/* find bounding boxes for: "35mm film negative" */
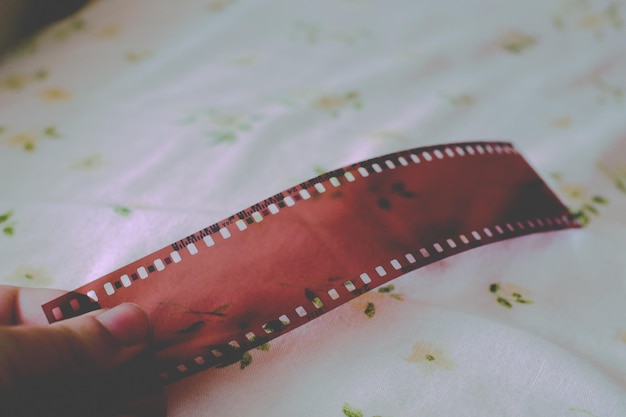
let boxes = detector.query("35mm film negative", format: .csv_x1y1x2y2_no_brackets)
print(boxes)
43,141,579,383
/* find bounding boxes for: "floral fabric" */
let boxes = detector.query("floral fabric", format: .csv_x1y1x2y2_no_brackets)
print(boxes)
1,1,625,416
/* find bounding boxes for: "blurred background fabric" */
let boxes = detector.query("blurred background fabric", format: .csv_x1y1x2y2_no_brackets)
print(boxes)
1,0,625,416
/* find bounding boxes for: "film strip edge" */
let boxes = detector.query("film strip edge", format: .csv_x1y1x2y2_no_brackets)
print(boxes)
44,141,520,322
157,213,578,382
42,140,581,382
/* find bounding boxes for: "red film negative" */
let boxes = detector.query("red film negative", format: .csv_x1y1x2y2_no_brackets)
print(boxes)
43,141,579,383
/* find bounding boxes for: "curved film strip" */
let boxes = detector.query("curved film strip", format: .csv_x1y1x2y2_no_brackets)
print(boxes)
43,141,579,383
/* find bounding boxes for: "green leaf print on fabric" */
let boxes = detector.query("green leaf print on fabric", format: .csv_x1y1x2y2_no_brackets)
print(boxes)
238,342,271,370
44,126,60,138
114,206,132,216
239,352,252,369
356,285,405,318
256,342,270,352
0,210,13,223
342,403,363,417
342,403,391,417
313,166,328,175
489,282,533,308
378,284,404,301
0,210,15,237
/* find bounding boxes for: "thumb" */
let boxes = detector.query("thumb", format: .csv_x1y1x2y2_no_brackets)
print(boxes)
0,303,155,415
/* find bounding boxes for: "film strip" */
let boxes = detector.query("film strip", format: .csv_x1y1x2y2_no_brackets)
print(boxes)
43,141,579,383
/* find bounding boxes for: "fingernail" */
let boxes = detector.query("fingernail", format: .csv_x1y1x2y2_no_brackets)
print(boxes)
96,303,152,346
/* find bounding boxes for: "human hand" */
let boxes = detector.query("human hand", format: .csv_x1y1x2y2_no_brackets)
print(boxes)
0,0,89,56
0,285,166,417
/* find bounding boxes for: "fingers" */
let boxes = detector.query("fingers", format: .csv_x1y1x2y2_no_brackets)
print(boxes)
0,302,164,417
0,285,67,325
0,0,90,56
6,302,152,376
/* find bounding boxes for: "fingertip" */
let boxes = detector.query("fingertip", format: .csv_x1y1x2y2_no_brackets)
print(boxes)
96,303,152,347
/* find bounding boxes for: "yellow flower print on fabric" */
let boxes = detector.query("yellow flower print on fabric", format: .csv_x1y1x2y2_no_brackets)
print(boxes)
6,133,37,152
291,21,371,46
228,53,259,67
98,25,122,39
404,341,455,371
70,153,105,172
553,1,622,36
178,108,263,143
550,116,573,128
0,69,48,92
6,265,55,287
499,30,537,53
550,172,609,226
350,284,403,318
41,88,72,102
50,17,87,41
367,131,408,143
291,21,320,44
613,330,626,344
9,16,87,57
312,91,362,117
2,74,29,91
568,408,601,417
208,0,236,12
125,51,153,63
593,79,624,105
276,88,362,115
598,158,626,194
2,126,61,152
442,93,476,108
